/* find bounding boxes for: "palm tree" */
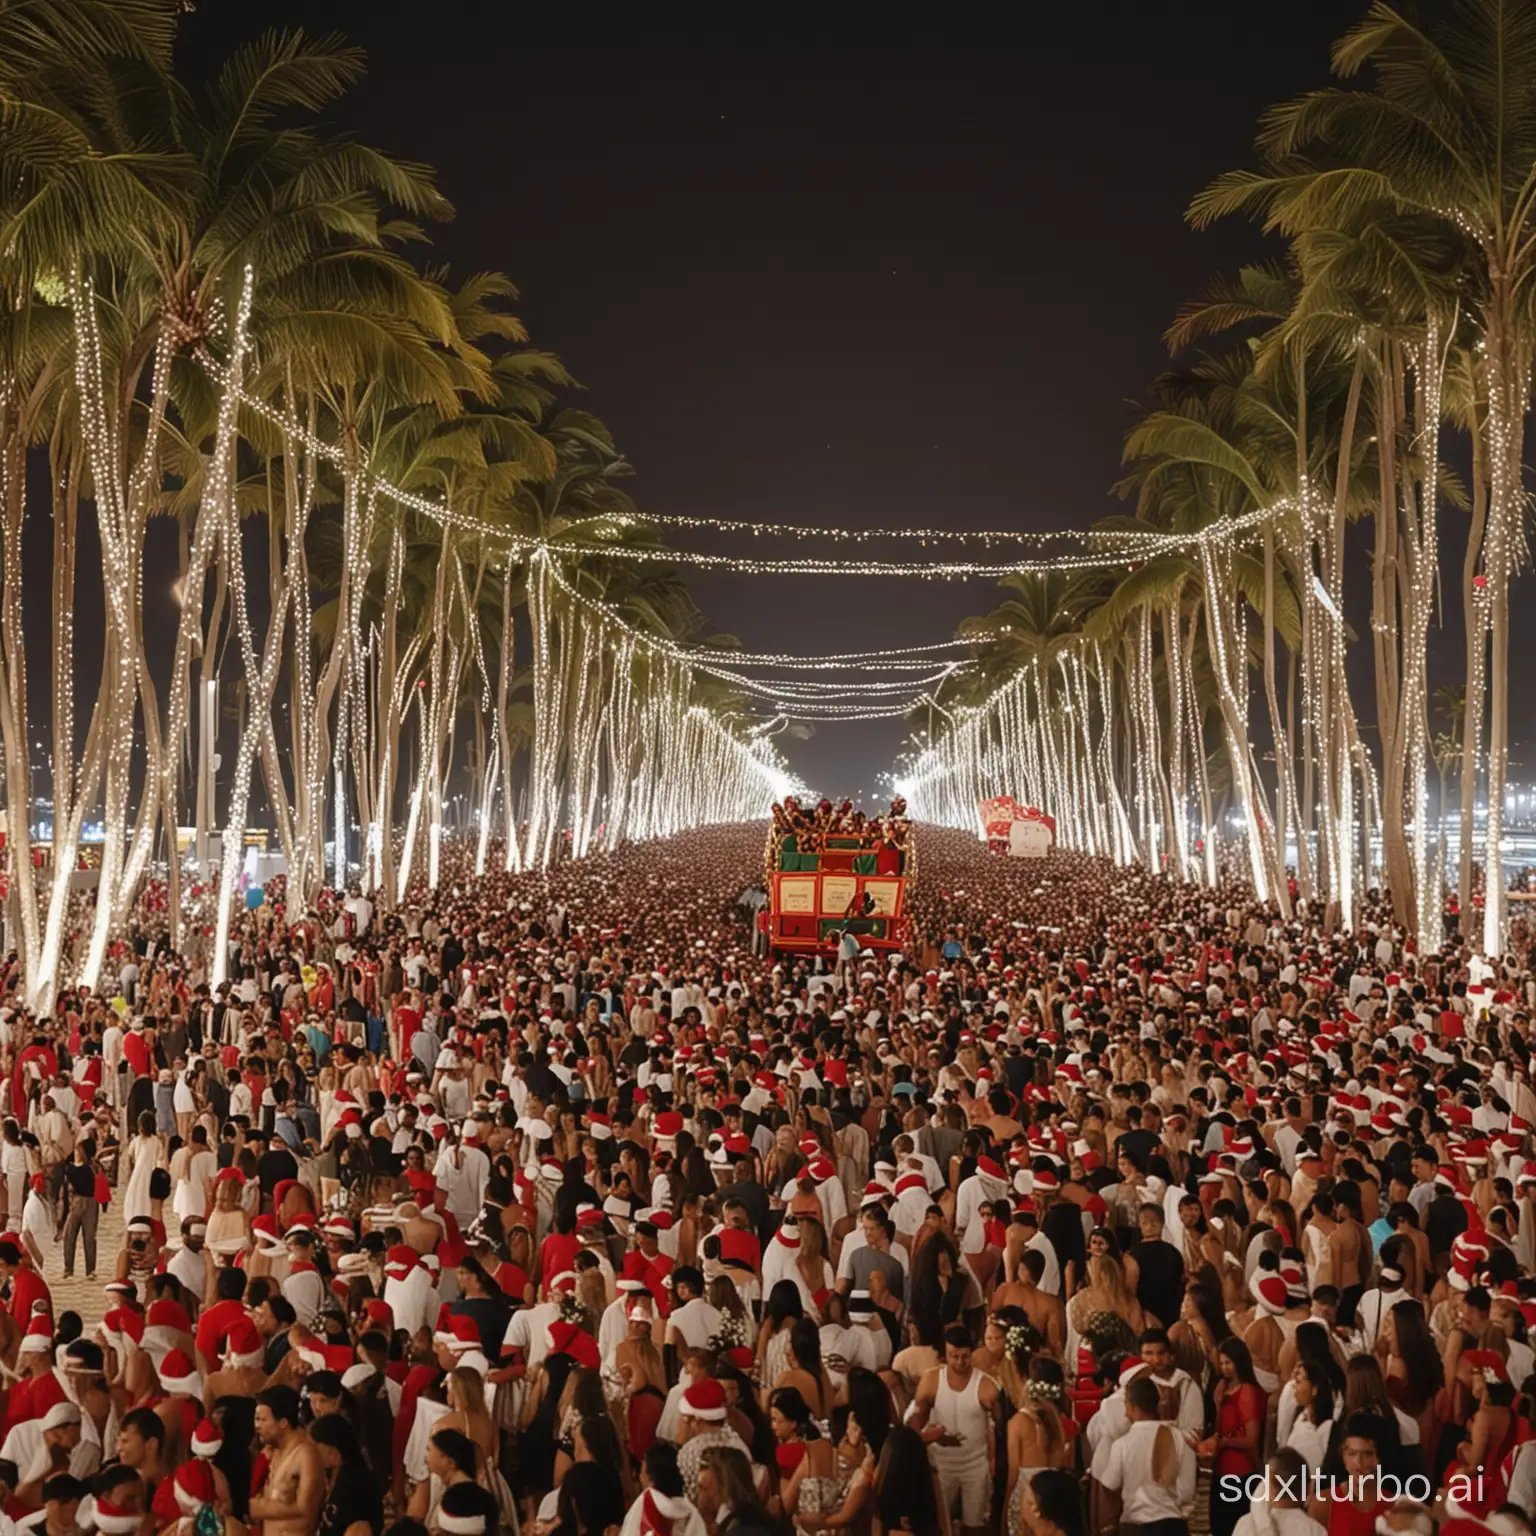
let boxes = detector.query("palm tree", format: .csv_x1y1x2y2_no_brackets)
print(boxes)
1191,0,1536,953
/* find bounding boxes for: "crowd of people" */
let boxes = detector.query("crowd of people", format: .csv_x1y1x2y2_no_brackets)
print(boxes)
0,818,1528,1536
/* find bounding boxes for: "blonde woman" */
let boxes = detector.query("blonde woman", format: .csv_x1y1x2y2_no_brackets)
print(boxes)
1004,1387,1069,1536
434,1365,498,1481
793,1216,835,1319
1067,1253,1147,1364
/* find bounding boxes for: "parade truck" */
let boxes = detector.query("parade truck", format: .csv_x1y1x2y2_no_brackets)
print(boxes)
764,797,912,955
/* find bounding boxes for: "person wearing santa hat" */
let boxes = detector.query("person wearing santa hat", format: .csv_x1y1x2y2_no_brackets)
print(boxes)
162,1217,209,1303
0,1239,50,1331
80,1464,145,1536
501,1269,570,1374
952,1155,1009,1256
382,1243,437,1339
674,1378,749,1509
618,1442,708,1536
279,1227,324,1329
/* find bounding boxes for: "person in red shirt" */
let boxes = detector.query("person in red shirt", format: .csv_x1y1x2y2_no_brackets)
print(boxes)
10,1039,58,1120
0,1239,51,1330
193,1268,250,1375
120,1024,152,1084
1312,1419,1387,1536
539,1214,580,1298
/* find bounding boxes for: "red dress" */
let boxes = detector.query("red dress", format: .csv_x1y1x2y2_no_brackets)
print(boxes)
1214,1382,1266,1482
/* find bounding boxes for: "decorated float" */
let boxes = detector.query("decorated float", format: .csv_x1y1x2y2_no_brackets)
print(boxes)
764,796,912,953
978,796,1056,858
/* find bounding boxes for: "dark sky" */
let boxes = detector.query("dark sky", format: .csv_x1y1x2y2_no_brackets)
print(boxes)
178,0,1413,797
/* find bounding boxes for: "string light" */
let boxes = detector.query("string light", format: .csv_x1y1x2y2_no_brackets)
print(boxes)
593,510,1197,544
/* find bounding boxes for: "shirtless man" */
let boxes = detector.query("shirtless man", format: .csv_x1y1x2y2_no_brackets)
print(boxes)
249,1386,323,1536
990,1250,1064,1356
202,1318,267,1413
1327,1184,1369,1325
395,1201,444,1256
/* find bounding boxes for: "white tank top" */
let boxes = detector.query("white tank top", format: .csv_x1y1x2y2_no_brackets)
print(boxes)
931,1367,990,1471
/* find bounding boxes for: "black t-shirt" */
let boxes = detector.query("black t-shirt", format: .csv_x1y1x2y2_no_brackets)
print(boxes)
65,1160,96,1198
730,1177,773,1241
256,1145,298,1195
1424,1193,1469,1257
1042,1201,1088,1284
450,1295,512,1359
1128,1237,1185,1329
556,1463,625,1536
318,1461,383,1536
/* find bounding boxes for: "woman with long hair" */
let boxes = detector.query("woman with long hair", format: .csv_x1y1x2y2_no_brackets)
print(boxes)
1068,1253,1146,1361
560,1413,630,1526
908,1228,979,1337
434,1365,497,1485
795,1403,875,1535
1170,1279,1231,1391
1274,1320,1345,1451
122,1109,164,1224
872,1422,941,1536
311,1412,375,1536
1383,1298,1444,1454
1021,1466,1085,1536
844,1367,891,1460
772,1317,834,1419
1003,1344,1071,1536
1198,1338,1266,1536
770,1386,839,1536
794,1215,836,1319
697,1445,772,1535
1328,1354,1416,1481
1284,1356,1335,1470
718,1363,777,1466
613,1297,667,1461
758,1279,805,1392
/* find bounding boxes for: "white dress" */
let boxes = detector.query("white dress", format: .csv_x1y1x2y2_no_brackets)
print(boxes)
2,1142,28,1221
123,1133,162,1223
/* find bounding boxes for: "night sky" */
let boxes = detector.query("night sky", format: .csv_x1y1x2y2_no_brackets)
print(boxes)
174,1,1518,798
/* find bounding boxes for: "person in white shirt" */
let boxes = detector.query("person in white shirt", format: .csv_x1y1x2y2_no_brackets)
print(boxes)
1230,1448,1328,1536
1098,1375,1196,1529
618,1447,708,1536
433,1129,489,1228
665,1267,721,1352
1139,1333,1205,1437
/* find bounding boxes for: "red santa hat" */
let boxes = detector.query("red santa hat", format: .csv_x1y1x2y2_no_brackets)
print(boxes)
146,1299,192,1334
434,1313,482,1354
681,1377,727,1421
17,1315,52,1355
191,1420,223,1458
617,1251,653,1295
546,1320,600,1371
384,1245,421,1281
226,1318,264,1368
1461,1349,1509,1385
158,1348,201,1396
97,1307,144,1354
173,1460,215,1514
1251,1274,1288,1315
90,1500,141,1535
